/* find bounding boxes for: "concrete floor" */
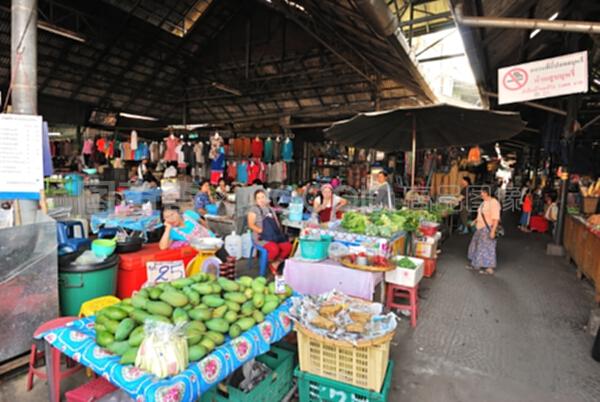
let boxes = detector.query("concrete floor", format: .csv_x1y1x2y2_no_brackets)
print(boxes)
2,215,600,401
390,216,600,402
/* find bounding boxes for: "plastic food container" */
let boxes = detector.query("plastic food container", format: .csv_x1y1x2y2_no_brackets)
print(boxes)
91,239,116,258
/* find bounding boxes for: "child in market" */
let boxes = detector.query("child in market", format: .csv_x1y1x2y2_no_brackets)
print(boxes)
519,188,533,232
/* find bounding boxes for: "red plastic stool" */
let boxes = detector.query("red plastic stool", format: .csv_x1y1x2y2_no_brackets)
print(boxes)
65,377,118,402
529,215,549,233
386,283,419,328
26,316,83,400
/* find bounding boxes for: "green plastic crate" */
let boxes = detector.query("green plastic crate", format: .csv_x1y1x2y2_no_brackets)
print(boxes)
201,346,295,402
295,361,394,402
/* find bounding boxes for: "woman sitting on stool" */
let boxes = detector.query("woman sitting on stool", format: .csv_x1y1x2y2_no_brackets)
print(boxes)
247,189,292,275
159,206,229,262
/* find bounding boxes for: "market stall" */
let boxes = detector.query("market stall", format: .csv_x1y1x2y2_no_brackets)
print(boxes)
564,213,600,302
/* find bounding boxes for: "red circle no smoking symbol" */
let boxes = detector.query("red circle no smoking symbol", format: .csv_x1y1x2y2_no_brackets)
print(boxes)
503,68,528,91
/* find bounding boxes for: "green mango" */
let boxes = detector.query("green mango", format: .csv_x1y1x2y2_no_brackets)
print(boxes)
188,345,208,361
114,318,136,341
189,308,211,322
172,308,189,325
146,301,173,317
119,347,138,365
96,330,114,347
205,318,229,333
107,340,130,356
128,326,145,346
228,324,241,338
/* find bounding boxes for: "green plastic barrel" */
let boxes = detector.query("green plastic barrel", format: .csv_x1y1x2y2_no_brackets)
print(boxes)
59,253,119,316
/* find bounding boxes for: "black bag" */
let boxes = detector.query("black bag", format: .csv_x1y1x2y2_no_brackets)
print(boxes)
258,208,288,243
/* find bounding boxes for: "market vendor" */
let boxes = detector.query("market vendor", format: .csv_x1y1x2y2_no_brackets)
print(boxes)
194,179,215,216
215,178,230,200
375,170,395,209
247,189,292,275
159,205,229,261
313,183,347,223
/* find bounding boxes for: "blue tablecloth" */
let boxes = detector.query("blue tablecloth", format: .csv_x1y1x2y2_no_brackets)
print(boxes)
124,189,162,205
42,298,293,402
91,211,163,234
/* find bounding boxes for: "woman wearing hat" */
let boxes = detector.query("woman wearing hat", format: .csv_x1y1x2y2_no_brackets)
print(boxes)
313,183,347,223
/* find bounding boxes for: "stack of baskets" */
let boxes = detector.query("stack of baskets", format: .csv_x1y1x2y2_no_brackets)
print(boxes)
293,324,394,402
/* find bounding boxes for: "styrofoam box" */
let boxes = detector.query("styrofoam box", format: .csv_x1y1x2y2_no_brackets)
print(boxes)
385,256,424,287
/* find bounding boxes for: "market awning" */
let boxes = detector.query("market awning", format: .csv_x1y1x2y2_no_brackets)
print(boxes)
324,103,525,151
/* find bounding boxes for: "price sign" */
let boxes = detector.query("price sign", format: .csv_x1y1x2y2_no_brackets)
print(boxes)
146,260,186,283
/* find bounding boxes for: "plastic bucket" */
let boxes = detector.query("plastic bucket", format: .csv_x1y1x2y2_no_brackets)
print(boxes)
205,204,219,215
300,236,332,260
59,253,119,316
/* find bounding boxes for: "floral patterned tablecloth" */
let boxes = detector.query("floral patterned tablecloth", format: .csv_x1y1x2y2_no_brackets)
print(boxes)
41,298,293,402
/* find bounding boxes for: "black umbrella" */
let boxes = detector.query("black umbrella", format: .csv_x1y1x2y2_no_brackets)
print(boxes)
324,103,525,187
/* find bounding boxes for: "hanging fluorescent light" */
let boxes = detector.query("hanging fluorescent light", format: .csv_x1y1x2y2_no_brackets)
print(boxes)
530,12,560,39
38,20,86,43
48,132,62,136
119,112,159,121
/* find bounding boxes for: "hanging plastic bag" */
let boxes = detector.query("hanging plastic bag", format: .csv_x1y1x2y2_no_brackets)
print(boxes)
135,321,188,378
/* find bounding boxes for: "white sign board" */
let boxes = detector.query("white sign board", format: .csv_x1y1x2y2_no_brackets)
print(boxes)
498,51,588,105
146,260,186,283
0,114,44,199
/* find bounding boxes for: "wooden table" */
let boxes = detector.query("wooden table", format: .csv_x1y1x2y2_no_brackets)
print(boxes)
564,214,600,303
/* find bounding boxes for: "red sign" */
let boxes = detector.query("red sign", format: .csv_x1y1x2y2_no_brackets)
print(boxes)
502,68,528,91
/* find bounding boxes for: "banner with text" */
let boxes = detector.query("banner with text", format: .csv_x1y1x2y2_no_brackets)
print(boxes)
498,51,588,105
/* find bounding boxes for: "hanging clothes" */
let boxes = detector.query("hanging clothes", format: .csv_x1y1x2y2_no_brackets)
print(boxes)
467,146,481,164
194,142,204,165
105,139,114,158
237,161,248,184
273,139,281,161
96,137,106,153
248,161,260,184
251,138,263,159
263,138,273,163
227,162,237,181
82,139,93,155
282,138,293,162
114,140,121,159
164,136,179,161
159,141,166,160
176,143,185,166
149,141,159,162
242,137,252,158
122,142,132,161
130,130,138,150
209,134,224,160
182,143,195,166
228,138,236,157
258,161,267,183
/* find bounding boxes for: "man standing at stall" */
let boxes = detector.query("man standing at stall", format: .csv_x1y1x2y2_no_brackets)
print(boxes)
374,171,395,209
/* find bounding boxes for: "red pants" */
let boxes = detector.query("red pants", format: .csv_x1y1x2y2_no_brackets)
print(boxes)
263,241,293,261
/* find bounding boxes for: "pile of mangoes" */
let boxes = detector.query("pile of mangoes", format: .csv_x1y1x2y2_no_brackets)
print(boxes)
94,274,293,365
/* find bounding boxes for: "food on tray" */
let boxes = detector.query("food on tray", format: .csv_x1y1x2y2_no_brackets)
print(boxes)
346,253,392,268
349,311,372,324
345,322,366,334
319,304,344,318
311,315,336,331
341,209,441,236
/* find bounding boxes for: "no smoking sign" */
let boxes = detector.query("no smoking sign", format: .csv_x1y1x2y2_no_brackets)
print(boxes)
502,68,528,91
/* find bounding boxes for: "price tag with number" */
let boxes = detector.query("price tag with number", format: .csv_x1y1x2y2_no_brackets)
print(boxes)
146,260,186,283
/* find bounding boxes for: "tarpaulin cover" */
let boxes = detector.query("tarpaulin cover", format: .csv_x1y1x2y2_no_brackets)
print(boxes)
325,103,525,151
0,212,59,361
91,211,163,234
41,298,294,402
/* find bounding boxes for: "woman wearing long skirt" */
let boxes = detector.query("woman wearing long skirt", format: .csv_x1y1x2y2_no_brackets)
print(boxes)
467,188,501,275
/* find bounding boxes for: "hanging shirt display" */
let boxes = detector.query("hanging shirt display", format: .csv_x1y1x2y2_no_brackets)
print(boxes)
210,150,225,171
131,130,138,150
227,162,237,181
237,161,248,184
263,138,273,163
251,138,263,159
150,142,159,162
194,142,204,165
176,143,185,165
96,137,106,152
468,146,481,164
273,139,281,161
164,136,179,161
82,139,93,155
242,137,252,158
248,162,260,184
159,141,166,160
282,138,293,162
182,143,195,165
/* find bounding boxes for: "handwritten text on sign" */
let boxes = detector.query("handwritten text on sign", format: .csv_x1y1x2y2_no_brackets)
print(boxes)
146,260,186,283
498,51,588,105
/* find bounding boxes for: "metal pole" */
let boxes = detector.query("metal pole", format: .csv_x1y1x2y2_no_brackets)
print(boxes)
455,4,600,34
411,113,416,189
12,0,38,224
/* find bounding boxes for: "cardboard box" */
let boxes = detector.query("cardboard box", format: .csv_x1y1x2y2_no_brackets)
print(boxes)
413,236,438,259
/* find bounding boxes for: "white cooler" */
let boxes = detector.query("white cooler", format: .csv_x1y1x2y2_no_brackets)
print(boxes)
386,256,424,287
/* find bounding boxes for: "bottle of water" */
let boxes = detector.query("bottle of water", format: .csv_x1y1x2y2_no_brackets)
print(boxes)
289,196,303,222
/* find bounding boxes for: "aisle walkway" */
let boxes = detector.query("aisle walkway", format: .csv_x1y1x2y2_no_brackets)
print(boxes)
391,217,600,402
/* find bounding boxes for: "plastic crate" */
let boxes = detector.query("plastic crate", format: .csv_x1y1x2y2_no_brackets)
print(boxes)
422,257,436,278
65,377,117,402
296,325,392,392
295,361,394,402
299,236,332,260
202,346,295,402
117,244,197,298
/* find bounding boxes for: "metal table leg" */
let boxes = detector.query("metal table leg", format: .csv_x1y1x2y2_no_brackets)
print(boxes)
44,340,59,402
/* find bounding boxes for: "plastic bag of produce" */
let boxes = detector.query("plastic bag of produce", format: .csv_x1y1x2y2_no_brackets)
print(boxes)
135,321,188,378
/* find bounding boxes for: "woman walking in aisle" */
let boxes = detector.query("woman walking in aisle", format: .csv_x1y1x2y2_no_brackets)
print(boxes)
467,187,501,275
